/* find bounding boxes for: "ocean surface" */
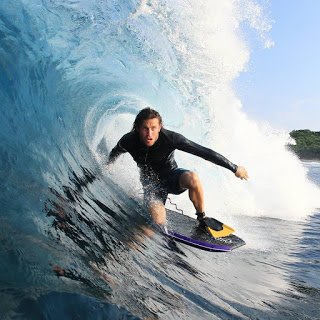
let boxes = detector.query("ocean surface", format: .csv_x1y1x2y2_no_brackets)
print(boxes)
1,1,320,319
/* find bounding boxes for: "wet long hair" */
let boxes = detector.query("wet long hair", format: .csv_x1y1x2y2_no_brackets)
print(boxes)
132,108,163,131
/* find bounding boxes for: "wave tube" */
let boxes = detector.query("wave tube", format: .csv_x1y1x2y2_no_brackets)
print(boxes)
1,0,320,318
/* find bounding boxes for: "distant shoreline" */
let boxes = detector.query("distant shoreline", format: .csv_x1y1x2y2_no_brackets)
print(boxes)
288,130,320,161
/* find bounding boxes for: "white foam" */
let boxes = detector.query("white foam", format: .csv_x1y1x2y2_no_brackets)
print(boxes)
85,0,320,221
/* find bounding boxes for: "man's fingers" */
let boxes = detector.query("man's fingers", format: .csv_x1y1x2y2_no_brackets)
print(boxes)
236,166,249,180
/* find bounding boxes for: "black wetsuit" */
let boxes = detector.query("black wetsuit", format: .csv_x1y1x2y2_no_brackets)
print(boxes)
108,128,238,203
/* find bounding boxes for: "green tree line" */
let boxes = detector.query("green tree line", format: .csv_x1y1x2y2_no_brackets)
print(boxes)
288,130,320,160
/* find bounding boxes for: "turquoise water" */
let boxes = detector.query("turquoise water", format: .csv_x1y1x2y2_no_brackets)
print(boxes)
1,1,320,319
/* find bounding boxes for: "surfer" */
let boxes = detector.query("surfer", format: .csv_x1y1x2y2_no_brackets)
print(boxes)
107,108,248,230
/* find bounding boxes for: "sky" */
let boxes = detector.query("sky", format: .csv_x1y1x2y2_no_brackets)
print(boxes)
237,0,320,132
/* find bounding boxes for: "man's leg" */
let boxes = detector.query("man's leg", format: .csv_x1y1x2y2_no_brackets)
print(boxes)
179,171,228,236
147,200,166,225
179,171,204,214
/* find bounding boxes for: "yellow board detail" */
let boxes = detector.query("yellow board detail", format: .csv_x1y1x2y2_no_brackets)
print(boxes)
206,224,235,238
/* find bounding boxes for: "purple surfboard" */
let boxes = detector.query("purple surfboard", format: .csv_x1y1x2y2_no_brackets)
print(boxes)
163,209,245,252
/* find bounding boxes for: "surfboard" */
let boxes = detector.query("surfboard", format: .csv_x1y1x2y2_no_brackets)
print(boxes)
163,209,245,252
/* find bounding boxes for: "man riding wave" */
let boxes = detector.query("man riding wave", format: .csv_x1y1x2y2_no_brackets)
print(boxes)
108,108,248,230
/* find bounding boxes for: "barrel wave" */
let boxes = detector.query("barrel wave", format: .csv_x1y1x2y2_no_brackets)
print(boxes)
1,1,320,319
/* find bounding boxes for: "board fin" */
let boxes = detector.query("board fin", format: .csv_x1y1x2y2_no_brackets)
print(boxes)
202,217,235,238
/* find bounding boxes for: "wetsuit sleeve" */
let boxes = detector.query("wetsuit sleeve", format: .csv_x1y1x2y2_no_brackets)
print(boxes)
107,136,129,165
173,132,238,173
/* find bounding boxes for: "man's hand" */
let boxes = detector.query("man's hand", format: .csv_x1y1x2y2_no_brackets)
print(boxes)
235,166,249,180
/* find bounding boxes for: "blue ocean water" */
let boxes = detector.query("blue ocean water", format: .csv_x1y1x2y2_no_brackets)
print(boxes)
1,1,320,319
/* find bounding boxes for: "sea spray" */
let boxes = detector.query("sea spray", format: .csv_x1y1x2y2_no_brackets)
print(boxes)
85,0,320,220
1,1,320,319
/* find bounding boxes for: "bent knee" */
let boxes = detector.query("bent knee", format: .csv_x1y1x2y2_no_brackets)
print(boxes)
147,200,164,211
147,200,166,224
180,171,201,189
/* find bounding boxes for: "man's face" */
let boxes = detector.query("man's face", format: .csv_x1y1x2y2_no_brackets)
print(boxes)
137,118,162,147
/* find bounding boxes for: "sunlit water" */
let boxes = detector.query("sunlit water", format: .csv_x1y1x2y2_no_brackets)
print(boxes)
1,1,320,319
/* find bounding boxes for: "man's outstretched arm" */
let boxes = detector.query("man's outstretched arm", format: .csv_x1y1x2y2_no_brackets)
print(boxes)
172,130,248,179
106,138,128,166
